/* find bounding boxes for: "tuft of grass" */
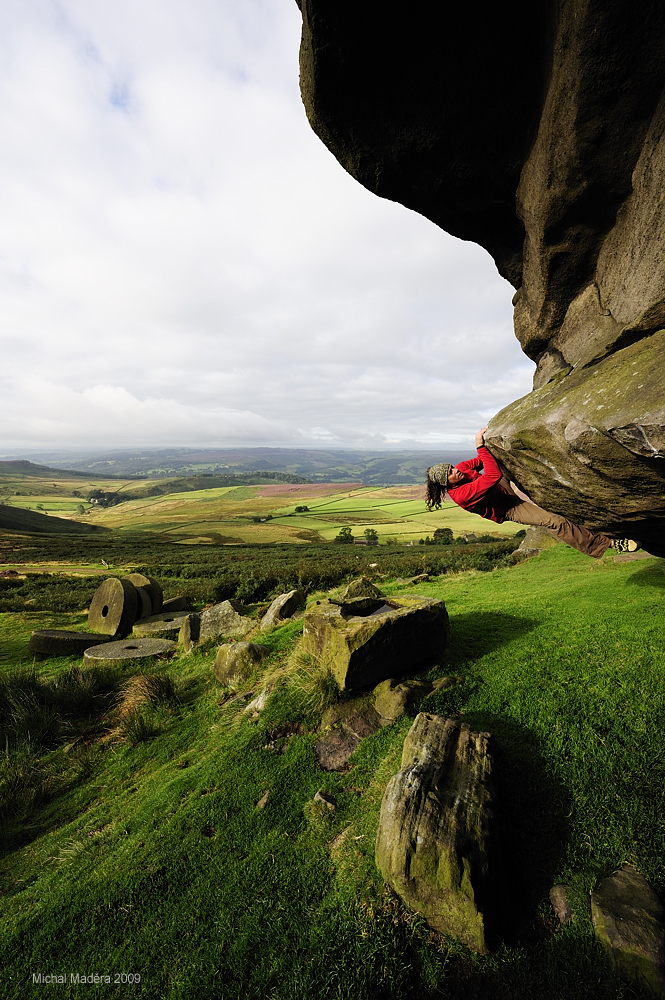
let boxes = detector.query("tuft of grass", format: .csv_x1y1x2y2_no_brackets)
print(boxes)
116,672,180,718
289,651,340,717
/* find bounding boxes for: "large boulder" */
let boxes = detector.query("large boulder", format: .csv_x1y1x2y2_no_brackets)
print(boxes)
297,1,665,549
301,595,449,691
375,714,499,954
591,864,665,997
260,590,306,630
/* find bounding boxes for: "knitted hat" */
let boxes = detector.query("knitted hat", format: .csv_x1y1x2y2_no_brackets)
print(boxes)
427,463,453,491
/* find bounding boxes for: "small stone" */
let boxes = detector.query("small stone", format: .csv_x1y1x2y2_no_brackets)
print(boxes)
550,884,574,925
591,864,665,996
244,687,272,714
214,642,270,689
256,789,270,810
372,677,434,721
260,590,306,630
178,613,201,653
313,790,336,811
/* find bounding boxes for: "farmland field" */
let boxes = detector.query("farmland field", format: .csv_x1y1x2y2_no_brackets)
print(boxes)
0,467,524,546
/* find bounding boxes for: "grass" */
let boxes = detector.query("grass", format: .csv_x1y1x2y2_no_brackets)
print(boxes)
0,546,663,998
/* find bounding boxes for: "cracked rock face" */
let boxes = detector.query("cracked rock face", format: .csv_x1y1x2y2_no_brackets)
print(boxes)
298,0,665,546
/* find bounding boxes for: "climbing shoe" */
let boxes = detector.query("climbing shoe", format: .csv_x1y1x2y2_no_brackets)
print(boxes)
611,538,641,553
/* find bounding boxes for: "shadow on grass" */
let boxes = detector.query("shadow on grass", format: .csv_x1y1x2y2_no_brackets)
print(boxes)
623,559,665,589
444,612,540,668
458,711,572,949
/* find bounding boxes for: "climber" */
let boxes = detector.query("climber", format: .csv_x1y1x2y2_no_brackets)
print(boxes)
426,426,640,558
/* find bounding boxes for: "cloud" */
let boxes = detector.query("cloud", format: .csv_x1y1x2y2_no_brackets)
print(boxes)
0,0,533,453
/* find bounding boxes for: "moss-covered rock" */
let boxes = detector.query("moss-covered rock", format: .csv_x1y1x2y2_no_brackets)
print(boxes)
591,865,665,997
375,713,498,954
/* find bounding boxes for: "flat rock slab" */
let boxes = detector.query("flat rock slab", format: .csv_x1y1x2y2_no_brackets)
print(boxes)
614,551,654,563
316,697,389,771
260,590,305,630
302,596,450,690
83,637,176,668
88,578,138,636
591,864,665,996
29,630,113,657
133,610,191,640
376,713,498,955
214,642,270,689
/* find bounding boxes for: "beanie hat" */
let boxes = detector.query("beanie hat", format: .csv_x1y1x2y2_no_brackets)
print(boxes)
427,463,453,491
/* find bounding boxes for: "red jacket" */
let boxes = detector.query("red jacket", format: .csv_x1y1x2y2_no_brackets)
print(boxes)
447,447,516,524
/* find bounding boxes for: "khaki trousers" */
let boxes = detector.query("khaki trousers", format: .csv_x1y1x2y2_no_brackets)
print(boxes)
504,499,612,559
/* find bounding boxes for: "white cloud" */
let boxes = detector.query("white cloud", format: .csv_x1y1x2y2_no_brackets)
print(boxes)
0,0,533,453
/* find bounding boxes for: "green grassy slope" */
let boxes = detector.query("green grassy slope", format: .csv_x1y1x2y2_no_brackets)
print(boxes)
0,547,663,999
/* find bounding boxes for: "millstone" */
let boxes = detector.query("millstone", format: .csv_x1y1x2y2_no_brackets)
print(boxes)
124,574,163,615
132,609,190,640
83,637,176,668
133,586,153,621
29,630,113,657
88,578,139,636
133,611,190,640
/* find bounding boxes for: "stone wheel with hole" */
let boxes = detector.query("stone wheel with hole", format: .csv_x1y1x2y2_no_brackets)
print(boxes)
88,578,139,636
125,574,163,615
28,630,114,657
132,610,190,641
83,637,177,668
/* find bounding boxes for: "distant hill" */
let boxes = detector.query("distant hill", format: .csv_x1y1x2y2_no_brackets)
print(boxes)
0,460,98,480
8,448,471,485
0,505,107,535
123,472,311,499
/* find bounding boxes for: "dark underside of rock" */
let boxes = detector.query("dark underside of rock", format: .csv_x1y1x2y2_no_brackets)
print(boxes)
298,1,665,551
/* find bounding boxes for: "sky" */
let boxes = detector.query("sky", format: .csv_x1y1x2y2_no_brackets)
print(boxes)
0,0,534,456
